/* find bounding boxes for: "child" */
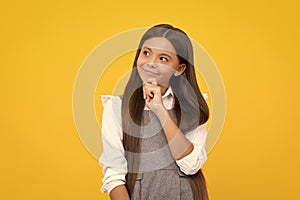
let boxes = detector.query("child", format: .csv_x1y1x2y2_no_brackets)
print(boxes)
100,24,210,200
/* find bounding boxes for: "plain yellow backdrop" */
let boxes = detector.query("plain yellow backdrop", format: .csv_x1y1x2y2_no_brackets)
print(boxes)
1,0,299,199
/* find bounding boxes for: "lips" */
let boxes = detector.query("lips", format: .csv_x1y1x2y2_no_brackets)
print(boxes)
142,68,159,76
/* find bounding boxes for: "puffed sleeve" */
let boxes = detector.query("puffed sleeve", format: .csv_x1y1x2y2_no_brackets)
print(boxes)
99,95,127,194
175,93,209,175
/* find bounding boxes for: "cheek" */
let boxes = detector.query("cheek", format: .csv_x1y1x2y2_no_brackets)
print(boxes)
159,65,177,75
136,56,144,67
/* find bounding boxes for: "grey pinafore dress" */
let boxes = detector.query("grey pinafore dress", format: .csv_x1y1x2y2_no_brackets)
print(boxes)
130,109,195,200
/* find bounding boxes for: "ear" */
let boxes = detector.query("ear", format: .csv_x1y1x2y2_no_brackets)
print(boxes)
174,64,187,76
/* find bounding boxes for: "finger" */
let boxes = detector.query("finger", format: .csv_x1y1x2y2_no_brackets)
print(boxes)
146,84,158,93
144,89,154,103
142,83,146,99
144,89,154,98
145,78,157,85
145,90,152,102
143,84,152,102
143,82,153,99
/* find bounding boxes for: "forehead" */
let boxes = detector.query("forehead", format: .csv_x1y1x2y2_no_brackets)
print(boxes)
142,37,177,54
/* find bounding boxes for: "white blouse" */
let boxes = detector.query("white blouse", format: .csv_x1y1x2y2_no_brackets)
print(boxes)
99,87,208,194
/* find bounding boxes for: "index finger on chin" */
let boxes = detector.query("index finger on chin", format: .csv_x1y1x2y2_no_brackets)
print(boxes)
145,78,157,85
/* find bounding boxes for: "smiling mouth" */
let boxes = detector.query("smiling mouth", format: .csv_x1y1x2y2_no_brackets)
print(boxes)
142,68,159,76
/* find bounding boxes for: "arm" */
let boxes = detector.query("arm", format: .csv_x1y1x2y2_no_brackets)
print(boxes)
152,105,208,175
99,96,129,197
109,185,130,200
142,82,194,160
175,124,208,174
143,83,208,174
152,105,194,160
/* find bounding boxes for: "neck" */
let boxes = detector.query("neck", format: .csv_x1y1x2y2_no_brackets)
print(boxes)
159,84,168,96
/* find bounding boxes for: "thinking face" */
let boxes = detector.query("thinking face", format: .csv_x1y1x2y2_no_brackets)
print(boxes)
137,37,186,88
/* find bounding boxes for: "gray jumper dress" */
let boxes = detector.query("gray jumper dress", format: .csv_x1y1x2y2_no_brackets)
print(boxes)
129,109,196,200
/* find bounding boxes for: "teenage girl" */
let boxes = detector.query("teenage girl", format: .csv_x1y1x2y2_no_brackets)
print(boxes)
100,24,210,200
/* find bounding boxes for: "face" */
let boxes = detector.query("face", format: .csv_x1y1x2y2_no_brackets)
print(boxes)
136,37,186,87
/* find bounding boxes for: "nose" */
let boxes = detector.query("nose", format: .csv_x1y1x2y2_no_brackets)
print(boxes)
146,62,157,68
146,56,158,68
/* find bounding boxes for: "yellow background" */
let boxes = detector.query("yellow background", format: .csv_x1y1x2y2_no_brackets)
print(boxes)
1,0,299,199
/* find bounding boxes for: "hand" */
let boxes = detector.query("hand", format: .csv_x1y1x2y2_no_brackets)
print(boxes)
143,78,164,113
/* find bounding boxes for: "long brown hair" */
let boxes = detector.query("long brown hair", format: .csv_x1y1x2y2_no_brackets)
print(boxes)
121,24,209,200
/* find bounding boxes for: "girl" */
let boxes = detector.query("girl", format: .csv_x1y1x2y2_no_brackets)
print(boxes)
100,24,209,200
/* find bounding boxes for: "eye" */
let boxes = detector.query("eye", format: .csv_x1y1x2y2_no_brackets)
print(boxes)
143,50,150,56
160,57,168,62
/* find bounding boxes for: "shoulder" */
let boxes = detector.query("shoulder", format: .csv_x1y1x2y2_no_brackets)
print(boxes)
101,95,123,127
101,95,123,107
101,95,122,124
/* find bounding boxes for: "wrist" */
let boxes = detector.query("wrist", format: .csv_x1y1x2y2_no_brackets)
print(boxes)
152,105,168,121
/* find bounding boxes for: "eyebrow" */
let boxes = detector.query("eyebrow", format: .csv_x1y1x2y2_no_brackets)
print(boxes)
143,46,173,60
